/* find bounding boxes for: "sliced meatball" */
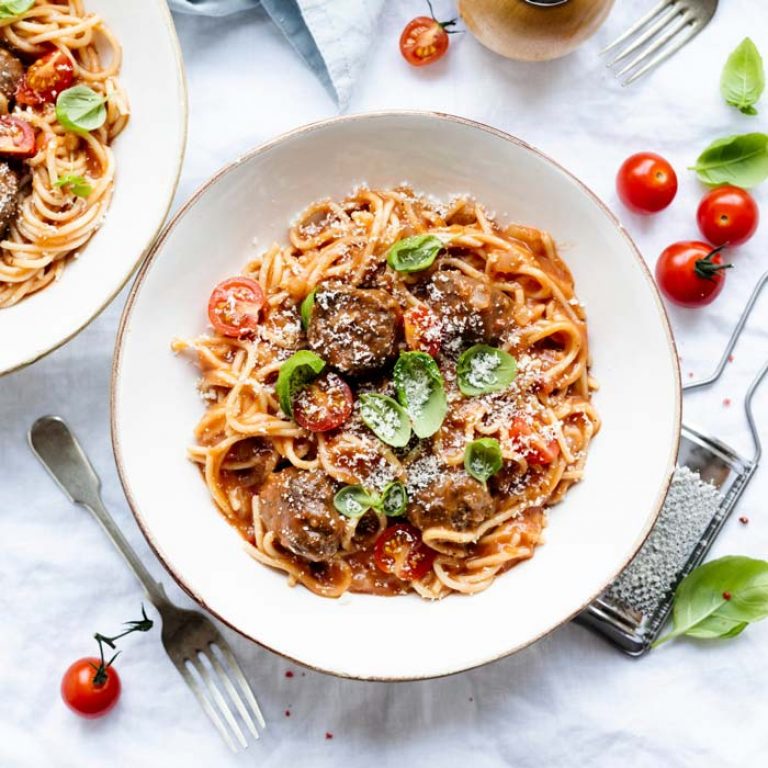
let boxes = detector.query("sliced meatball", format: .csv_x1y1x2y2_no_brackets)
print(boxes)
307,284,400,375
0,161,18,234
427,270,514,351
258,467,345,562
0,47,23,102
407,467,496,532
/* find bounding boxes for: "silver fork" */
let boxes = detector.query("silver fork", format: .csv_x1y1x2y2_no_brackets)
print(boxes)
29,416,266,753
603,0,718,86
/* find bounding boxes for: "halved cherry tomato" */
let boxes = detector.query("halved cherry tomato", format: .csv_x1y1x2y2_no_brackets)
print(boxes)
293,371,353,432
208,277,265,337
374,523,435,581
0,116,35,158
403,305,442,357
16,50,75,107
655,241,731,308
616,152,677,214
61,657,121,719
399,8,457,67
697,185,759,247
509,416,560,465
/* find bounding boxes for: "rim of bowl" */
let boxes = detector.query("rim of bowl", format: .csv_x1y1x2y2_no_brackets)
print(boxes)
111,110,682,681
0,0,189,377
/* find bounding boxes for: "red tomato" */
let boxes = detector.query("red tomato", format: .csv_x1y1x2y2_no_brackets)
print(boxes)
656,241,731,308
0,116,35,158
697,185,759,247
403,305,442,357
399,9,457,67
293,371,353,432
61,657,121,719
509,416,560,465
208,277,265,337
616,152,678,214
16,50,75,107
374,523,435,580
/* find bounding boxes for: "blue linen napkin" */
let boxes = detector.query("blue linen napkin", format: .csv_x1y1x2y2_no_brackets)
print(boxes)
168,0,385,108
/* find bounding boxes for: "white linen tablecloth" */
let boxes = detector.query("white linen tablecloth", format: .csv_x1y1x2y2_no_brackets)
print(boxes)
2,1,768,765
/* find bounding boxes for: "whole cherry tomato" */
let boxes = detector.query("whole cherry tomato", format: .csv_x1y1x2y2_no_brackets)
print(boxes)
697,185,759,247
207,277,265,337
655,241,731,308
616,152,678,214
61,657,121,719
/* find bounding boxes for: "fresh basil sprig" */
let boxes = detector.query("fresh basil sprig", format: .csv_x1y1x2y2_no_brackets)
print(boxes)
275,350,325,416
691,133,768,188
333,485,378,518
54,174,93,198
393,351,447,438
456,344,517,396
333,481,409,518
359,393,411,447
0,0,33,20
387,235,444,273
300,289,316,330
654,556,768,647
380,481,408,516
56,85,107,135
721,38,765,116
464,438,503,485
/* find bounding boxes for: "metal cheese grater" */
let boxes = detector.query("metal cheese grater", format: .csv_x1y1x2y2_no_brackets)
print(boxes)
577,272,768,655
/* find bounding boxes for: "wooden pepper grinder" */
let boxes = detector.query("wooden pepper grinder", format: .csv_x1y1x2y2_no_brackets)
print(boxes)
459,0,615,61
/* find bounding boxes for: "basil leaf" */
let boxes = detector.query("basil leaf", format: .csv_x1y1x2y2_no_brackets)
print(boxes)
380,481,408,516
55,85,107,135
0,0,33,20
359,393,411,447
464,438,503,485
334,485,377,518
691,133,768,188
54,174,93,198
300,289,316,330
393,351,447,438
275,350,325,416
456,344,517,396
721,38,765,116
654,556,768,647
387,235,443,273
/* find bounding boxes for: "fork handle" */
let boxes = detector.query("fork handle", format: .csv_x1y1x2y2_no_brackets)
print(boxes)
29,416,169,608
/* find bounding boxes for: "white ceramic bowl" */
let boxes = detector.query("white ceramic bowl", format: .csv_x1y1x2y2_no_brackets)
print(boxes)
112,113,681,680
0,0,187,375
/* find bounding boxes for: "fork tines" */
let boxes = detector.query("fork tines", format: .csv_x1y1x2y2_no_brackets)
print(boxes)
172,640,266,752
602,0,705,86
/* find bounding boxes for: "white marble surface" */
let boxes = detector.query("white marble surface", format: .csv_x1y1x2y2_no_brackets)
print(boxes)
2,1,768,765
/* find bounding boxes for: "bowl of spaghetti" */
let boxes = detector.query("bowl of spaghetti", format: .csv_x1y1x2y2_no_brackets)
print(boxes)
113,112,680,680
0,0,186,375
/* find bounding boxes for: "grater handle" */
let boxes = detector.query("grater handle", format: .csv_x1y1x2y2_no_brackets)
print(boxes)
684,271,768,392
745,359,768,464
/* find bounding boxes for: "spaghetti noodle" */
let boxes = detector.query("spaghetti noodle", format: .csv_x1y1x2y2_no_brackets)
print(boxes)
0,0,127,308
175,187,600,599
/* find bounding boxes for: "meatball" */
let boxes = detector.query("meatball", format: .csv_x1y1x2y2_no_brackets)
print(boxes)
258,468,346,562
0,47,23,102
427,270,514,351
0,161,18,235
220,437,278,490
408,467,496,532
307,284,400,375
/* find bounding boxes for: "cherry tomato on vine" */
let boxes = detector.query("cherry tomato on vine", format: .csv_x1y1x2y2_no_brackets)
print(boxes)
655,241,731,308
293,371,353,432
697,185,759,247
616,152,678,214
61,657,121,719
207,277,265,337
374,523,435,580
399,1,458,67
